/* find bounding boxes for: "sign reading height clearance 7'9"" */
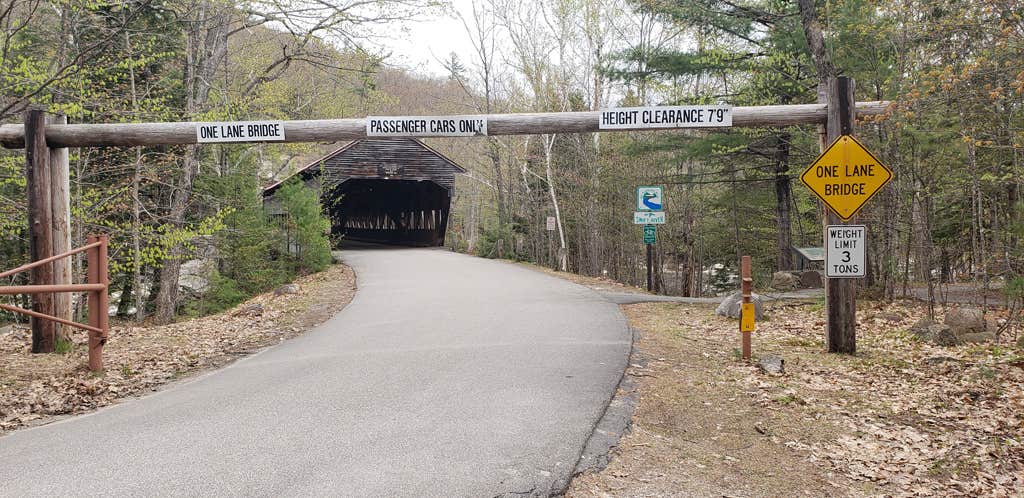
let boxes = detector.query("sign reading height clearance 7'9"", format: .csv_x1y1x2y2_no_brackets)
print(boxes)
599,105,732,129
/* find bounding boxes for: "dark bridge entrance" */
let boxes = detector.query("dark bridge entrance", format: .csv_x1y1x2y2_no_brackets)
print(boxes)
329,178,451,246
264,138,466,247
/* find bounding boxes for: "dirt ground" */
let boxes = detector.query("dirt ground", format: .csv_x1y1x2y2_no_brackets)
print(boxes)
537,267,1024,497
0,263,356,436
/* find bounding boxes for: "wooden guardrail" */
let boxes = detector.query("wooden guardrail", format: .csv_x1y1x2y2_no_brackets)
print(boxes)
0,234,109,371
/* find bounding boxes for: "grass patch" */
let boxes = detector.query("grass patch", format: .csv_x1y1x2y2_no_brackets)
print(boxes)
55,338,74,354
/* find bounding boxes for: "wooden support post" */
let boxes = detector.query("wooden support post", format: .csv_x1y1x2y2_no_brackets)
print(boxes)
646,243,653,292
741,255,752,361
25,109,56,353
824,77,858,354
48,113,72,341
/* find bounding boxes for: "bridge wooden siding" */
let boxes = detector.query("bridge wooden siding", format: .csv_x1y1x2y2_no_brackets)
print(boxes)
264,138,466,247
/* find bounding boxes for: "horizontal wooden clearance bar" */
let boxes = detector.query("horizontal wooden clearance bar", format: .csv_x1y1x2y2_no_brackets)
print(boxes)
0,283,107,294
0,101,892,148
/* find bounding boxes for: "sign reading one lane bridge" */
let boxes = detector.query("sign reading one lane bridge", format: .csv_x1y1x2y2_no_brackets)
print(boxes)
800,135,892,220
196,121,285,143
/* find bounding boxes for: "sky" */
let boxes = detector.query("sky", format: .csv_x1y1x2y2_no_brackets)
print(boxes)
376,0,477,78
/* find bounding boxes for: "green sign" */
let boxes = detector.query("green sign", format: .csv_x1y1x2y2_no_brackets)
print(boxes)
643,225,657,244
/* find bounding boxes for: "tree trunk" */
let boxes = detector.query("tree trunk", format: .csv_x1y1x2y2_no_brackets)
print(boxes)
774,133,793,271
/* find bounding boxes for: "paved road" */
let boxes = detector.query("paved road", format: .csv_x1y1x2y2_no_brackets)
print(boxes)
0,246,630,497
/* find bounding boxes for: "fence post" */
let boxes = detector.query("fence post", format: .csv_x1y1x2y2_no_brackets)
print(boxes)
86,234,109,371
740,255,752,360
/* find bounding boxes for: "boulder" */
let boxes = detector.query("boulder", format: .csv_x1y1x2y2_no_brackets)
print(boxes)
799,271,823,288
233,303,264,317
178,258,215,294
770,271,799,291
958,331,996,344
932,327,960,347
944,307,986,335
874,311,904,323
716,292,765,320
909,318,936,339
757,355,785,375
274,283,301,296
910,318,957,345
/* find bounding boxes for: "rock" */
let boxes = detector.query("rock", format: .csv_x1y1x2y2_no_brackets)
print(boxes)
178,258,216,294
944,307,986,334
274,284,300,296
910,318,961,345
233,303,264,317
716,292,765,320
932,326,960,347
331,251,344,264
909,318,936,339
874,312,904,323
757,355,785,375
958,331,996,344
799,271,823,288
770,271,799,291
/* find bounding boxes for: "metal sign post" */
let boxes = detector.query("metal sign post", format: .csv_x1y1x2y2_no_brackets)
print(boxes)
740,256,753,360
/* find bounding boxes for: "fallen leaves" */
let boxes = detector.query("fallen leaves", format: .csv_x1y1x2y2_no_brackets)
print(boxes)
564,291,1023,497
0,264,355,436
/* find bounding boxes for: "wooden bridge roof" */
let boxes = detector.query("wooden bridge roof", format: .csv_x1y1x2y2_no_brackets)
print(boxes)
263,138,467,195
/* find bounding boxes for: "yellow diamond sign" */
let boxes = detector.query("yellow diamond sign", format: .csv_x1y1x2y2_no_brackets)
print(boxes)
800,135,892,221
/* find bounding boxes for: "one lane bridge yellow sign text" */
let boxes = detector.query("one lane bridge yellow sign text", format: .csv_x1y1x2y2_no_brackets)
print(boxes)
800,135,892,220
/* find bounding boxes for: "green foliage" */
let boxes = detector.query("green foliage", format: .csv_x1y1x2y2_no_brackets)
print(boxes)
276,179,332,273
55,338,74,354
183,272,248,317
477,223,522,260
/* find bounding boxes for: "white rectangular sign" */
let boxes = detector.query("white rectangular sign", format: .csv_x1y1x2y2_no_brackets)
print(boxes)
634,211,666,224
196,121,285,143
367,116,487,137
826,225,866,278
600,105,732,130
546,216,556,231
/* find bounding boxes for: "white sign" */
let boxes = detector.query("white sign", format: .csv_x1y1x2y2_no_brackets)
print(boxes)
634,211,666,224
196,121,285,143
637,186,663,211
826,225,866,278
600,105,732,130
367,116,487,137
546,216,556,231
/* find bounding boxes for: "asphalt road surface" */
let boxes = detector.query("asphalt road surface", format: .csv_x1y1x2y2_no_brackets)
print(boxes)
0,246,630,497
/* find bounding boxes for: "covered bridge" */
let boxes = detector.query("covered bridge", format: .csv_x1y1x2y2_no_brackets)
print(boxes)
263,138,466,247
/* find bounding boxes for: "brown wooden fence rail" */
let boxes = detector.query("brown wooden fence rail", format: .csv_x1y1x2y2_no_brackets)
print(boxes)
0,234,109,371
